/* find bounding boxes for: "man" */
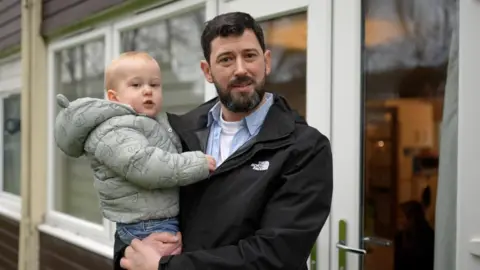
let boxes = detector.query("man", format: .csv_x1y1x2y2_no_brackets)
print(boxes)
116,11,333,270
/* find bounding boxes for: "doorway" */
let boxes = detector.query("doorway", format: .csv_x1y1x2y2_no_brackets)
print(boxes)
330,0,459,270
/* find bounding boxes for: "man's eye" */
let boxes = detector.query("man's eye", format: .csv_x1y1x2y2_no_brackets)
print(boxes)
219,57,232,63
246,53,256,58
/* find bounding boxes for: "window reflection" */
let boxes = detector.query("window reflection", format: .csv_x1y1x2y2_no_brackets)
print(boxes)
362,0,458,270
53,40,105,224
3,94,21,196
121,9,206,114
260,12,307,117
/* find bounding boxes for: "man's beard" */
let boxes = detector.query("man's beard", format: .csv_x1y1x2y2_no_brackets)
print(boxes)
213,75,266,113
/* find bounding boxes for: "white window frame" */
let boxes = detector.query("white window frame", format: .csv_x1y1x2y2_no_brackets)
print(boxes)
43,26,115,258
0,55,23,221
42,0,215,259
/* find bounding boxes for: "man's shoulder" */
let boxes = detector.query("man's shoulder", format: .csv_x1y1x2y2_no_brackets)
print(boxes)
293,121,330,149
274,102,330,148
279,107,330,152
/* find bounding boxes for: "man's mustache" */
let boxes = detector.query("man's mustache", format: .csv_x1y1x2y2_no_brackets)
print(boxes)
228,76,254,88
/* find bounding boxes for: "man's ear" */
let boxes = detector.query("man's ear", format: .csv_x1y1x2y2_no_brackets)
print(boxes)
264,49,272,76
106,89,118,101
200,60,214,83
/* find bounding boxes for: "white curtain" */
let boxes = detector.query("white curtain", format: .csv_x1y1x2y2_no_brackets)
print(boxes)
434,3,458,270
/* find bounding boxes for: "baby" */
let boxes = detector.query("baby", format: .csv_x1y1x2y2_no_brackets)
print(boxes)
54,51,216,246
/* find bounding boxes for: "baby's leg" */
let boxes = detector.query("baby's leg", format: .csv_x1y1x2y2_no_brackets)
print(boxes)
142,218,181,255
145,218,179,235
116,221,148,245
117,218,181,254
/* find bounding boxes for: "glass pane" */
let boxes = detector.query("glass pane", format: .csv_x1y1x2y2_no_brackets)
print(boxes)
120,8,206,114
3,94,21,195
361,1,458,270
260,12,307,117
53,39,105,224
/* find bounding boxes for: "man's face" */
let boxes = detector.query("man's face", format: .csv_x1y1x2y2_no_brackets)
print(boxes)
201,29,271,113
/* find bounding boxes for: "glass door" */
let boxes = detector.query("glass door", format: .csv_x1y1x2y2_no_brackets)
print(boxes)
217,0,333,269
331,0,459,269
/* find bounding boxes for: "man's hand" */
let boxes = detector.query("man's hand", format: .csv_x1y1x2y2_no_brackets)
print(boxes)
142,232,182,256
120,239,161,270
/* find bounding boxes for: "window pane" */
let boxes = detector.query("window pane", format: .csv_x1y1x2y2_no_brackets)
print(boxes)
120,8,206,114
260,12,307,117
361,0,458,269
3,94,21,196
53,40,105,224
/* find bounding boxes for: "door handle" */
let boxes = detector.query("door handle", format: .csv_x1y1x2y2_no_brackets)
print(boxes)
336,240,367,255
337,220,366,270
363,236,393,247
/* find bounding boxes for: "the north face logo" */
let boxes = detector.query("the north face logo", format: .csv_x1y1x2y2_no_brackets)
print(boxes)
251,161,270,171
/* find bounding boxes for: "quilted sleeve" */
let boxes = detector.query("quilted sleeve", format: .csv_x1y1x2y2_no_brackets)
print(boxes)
85,124,210,189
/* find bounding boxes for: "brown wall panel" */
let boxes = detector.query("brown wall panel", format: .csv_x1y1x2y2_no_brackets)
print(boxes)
39,232,112,270
0,214,19,270
0,0,21,52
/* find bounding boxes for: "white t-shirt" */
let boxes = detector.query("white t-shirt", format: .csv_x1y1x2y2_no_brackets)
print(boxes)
218,113,242,165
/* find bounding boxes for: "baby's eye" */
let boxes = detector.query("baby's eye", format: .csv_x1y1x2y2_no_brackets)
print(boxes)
131,83,141,88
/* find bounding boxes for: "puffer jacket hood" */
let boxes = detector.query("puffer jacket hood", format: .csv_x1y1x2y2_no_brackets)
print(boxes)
54,94,136,158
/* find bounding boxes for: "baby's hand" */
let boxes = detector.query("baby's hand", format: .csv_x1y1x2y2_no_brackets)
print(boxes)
206,155,216,172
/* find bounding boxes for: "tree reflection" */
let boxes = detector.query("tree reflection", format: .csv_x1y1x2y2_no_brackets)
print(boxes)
119,9,206,113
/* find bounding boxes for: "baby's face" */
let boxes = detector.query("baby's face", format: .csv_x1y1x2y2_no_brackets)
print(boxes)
108,58,163,117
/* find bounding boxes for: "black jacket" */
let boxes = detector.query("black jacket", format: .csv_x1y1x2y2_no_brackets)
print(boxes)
113,94,333,270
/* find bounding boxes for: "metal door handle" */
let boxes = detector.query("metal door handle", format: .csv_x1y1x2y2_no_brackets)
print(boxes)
336,240,367,255
363,236,393,247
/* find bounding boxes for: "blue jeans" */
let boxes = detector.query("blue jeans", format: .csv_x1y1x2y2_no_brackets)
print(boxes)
116,218,179,245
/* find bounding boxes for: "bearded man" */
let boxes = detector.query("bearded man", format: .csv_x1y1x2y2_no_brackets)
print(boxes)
116,11,333,270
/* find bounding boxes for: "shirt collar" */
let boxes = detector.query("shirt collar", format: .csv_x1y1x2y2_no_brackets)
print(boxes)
207,92,273,136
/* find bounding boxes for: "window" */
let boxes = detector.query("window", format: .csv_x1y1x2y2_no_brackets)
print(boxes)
0,56,22,221
3,94,22,196
360,0,458,269
45,1,208,253
46,28,113,249
52,38,105,224
119,8,206,114
260,12,307,117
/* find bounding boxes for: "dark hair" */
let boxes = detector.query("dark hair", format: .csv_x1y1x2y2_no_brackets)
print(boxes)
201,12,266,63
399,200,428,229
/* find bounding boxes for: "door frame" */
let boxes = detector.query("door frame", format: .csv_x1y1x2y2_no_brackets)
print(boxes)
329,0,363,269
216,0,334,269
329,1,480,270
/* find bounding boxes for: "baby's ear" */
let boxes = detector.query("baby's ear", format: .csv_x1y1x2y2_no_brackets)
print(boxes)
56,94,70,108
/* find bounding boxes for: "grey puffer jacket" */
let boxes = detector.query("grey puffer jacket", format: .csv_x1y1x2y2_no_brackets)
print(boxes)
54,94,209,223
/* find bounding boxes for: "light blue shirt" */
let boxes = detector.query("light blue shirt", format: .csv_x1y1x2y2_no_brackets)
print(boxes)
206,93,274,167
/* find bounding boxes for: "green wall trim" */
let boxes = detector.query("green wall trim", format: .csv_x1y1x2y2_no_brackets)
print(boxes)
45,0,174,42
0,45,21,60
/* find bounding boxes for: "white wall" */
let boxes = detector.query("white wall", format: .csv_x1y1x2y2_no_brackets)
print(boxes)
457,0,480,269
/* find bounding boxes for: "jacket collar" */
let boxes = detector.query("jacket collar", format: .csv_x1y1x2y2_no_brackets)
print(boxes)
168,93,305,150
206,93,274,136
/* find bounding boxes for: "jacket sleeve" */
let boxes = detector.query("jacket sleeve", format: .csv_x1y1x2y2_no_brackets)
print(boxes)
88,126,210,189
159,133,333,270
